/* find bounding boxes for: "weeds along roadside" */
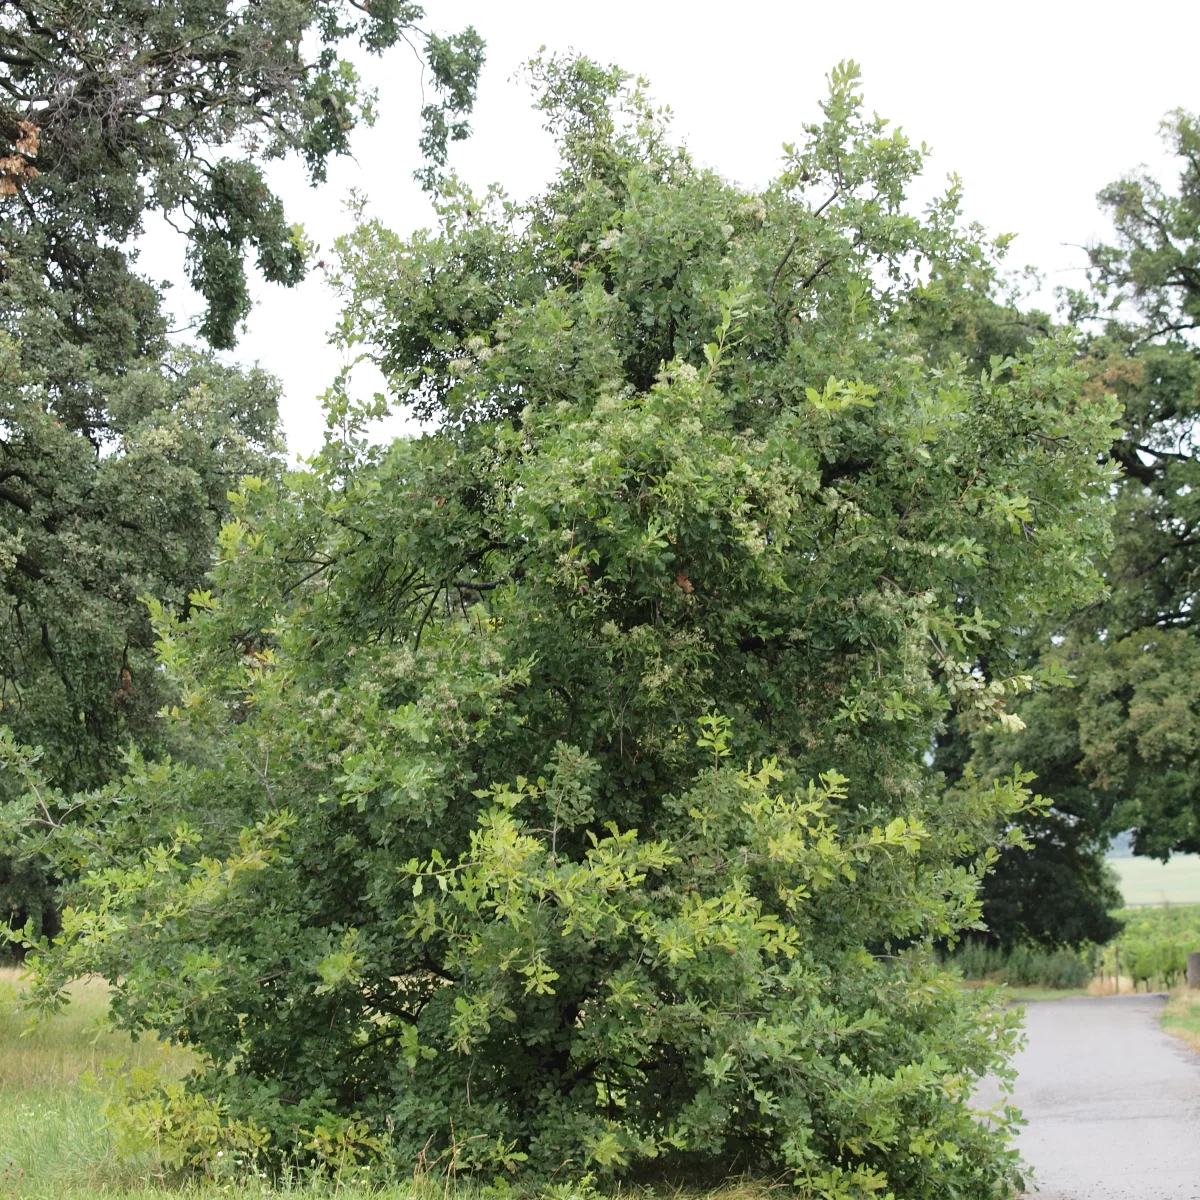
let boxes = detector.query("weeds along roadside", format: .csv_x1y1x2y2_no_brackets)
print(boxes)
947,942,1095,990
947,903,1200,996
1162,990,1200,1055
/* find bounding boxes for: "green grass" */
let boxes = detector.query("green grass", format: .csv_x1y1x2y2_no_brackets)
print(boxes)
0,968,193,1198
1162,989,1200,1054
957,980,1094,1002
1108,854,1200,906
997,986,1092,1003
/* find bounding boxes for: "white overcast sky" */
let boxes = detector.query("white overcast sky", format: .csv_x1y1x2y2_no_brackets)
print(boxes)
140,0,1200,460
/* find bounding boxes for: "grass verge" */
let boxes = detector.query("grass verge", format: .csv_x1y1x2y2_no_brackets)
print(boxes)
999,986,1093,1003
0,967,197,1198
1161,988,1200,1054
957,981,1097,1003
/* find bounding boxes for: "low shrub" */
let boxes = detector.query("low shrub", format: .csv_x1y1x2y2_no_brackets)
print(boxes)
1096,904,1200,990
950,941,1092,989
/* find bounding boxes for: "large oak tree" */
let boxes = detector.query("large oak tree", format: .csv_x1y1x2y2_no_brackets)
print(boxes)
6,60,1117,1194
967,112,1200,900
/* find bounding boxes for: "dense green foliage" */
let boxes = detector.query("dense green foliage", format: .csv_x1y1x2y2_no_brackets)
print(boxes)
966,112,1200,877
949,942,1092,991
0,343,281,792
0,0,485,943
957,704,1125,949
1096,904,1200,991
1087,110,1200,343
0,0,484,347
0,0,483,769
0,340,283,944
2,61,1120,1196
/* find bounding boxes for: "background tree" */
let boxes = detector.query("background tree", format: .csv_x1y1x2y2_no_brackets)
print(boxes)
903,221,1128,951
0,0,485,348
0,0,485,940
5,60,1118,1195
965,112,1200,898
950,691,1124,949
0,342,282,942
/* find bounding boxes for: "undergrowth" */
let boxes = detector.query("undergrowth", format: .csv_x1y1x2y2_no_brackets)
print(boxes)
0,969,789,1200
0,968,189,1197
947,941,1093,989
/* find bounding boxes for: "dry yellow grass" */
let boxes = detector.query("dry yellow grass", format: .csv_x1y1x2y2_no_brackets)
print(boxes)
1085,974,1137,995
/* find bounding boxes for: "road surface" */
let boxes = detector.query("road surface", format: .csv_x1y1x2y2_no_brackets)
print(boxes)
1000,994,1200,1198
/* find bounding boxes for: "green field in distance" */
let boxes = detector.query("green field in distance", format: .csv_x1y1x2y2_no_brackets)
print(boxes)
1109,854,1200,907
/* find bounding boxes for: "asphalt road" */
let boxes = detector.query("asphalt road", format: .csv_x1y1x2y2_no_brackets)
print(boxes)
1001,994,1200,1199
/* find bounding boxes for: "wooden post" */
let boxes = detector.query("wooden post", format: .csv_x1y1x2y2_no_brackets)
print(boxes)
1187,952,1200,989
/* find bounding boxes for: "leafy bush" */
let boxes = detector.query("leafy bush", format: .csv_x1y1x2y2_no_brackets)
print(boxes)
1114,904,1200,946
951,941,1092,989
1004,946,1092,989
960,904,1200,993
1097,904,1200,989
2,58,1117,1197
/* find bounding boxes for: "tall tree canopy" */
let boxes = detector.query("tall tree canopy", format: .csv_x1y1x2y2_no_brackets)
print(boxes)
0,0,485,348
0,0,484,937
1088,110,1200,343
5,61,1118,1195
967,111,1200,875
